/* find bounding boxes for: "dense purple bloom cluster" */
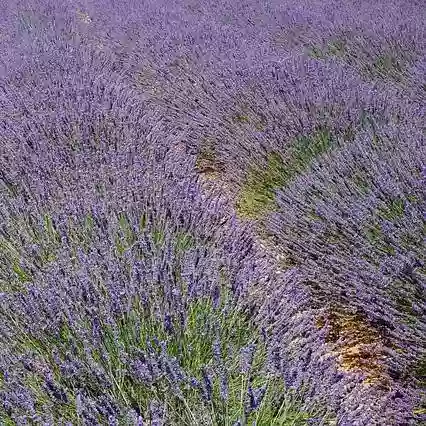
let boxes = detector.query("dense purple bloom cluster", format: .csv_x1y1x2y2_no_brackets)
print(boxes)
0,0,425,425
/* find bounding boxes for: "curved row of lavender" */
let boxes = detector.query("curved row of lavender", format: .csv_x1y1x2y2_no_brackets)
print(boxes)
0,35,310,424
0,5,336,424
0,0,425,425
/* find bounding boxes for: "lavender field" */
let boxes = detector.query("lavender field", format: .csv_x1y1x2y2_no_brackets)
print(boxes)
0,1,425,425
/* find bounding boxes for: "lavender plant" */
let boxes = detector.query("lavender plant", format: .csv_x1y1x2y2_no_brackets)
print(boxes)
0,0,425,424
0,201,336,424
0,16,334,424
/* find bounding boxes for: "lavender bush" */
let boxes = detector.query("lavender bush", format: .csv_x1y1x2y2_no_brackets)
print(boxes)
0,0,425,425
0,207,330,424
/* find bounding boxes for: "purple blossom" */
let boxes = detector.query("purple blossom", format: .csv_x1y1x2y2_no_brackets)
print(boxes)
201,367,213,402
149,399,166,426
248,385,267,412
0,0,424,424
240,343,257,374
163,313,173,334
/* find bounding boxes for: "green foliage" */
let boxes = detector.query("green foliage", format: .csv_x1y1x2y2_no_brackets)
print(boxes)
6,280,330,424
139,212,148,232
308,34,412,84
236,128,334,219
364,223,396,256
115,212,136,256
377,197,405,221
12,262,32,283
412,355,426,389
386,278,423,322
230,105,268,132
0,209,197,293
0,181,20,198
364,53,405,82
232,113,251,124
67,213,96,262
413,407,426,416
350,170,370,194
291,128,333,166
174,231,195,255
0,237,30,292
0,415,16,426
364,192,423,281
152,226,165,248
236,152,285,220
307,45,326,59
363,196,414,262
39,214,61,264
44,215,59,244
307,38,346,60
326,39,347,57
